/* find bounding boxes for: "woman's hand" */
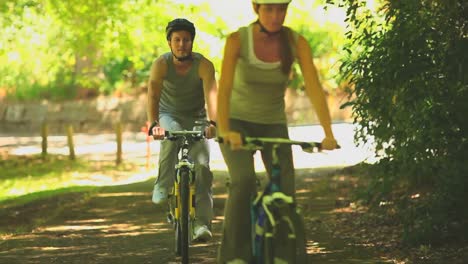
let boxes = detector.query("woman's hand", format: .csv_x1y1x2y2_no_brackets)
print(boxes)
204,124,217,139
220,131,243,150
321,136,338,150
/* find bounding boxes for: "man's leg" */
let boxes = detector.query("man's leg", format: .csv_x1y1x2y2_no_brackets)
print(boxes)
189,140,214,227
152,115,182,204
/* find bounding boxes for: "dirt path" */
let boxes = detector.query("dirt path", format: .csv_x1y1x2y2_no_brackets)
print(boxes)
2,124,467,263
0,165,396,264
0,124,398,263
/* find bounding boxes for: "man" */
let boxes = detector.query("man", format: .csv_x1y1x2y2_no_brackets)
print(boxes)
147,18,217,242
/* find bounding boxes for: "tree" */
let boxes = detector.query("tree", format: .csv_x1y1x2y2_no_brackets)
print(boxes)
0,0,348,102
330,0,468,244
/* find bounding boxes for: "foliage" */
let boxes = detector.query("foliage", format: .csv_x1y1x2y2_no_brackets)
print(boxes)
0,0,348,101
329,0,468,245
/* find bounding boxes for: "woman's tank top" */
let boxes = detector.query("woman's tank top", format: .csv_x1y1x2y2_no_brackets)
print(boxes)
230,24,297,124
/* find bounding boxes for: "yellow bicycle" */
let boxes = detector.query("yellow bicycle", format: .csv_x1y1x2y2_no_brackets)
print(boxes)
163,129,206,264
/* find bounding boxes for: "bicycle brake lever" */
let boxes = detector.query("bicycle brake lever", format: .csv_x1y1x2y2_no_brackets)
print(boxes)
300,142,321,153
302,143,341,152
244,138,263,147
164,131,178,141
242,143,263,151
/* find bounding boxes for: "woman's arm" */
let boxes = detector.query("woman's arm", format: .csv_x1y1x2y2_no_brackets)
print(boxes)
217,31,241,136
296,34,337,148
199,57,218,123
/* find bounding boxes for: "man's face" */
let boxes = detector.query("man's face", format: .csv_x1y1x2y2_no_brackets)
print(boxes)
168,30,193,59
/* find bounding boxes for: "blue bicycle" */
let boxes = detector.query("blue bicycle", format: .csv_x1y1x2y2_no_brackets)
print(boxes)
219,136,329,263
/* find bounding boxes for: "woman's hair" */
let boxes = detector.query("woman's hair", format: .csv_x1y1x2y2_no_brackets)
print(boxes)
279,27,294,75
252,3,295,74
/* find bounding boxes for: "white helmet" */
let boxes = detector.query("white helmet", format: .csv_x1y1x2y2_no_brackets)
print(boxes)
252,0,291,3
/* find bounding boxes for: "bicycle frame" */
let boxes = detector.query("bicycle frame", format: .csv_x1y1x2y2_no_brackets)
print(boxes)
173,133,197,220
248,137,321,263
164,130,205,264
219,136,323,264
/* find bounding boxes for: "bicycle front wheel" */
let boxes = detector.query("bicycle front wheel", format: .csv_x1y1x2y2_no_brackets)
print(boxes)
179,168,191,264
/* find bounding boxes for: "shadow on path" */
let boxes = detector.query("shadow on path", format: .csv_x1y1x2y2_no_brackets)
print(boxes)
0,167,392,264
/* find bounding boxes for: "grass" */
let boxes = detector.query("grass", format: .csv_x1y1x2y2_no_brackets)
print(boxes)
0,153,151,235
0,154,143,208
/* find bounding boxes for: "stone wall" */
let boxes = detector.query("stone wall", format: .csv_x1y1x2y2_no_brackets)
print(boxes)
0,91,352,136
0,95,148,136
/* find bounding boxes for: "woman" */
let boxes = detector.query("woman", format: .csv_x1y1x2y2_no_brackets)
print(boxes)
216,0,338,263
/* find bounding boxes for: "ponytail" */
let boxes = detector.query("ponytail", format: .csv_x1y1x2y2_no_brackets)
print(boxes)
279,27,294,75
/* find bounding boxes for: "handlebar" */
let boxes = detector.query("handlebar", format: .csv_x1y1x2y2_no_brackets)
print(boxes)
217,136,328,153
148,119,213,137
164,130,206,141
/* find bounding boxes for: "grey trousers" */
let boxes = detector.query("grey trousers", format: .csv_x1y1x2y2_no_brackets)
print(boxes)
217,119,295,263
154,114,213,226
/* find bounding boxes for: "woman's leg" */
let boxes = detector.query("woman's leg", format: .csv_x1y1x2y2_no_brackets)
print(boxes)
217,120,258,263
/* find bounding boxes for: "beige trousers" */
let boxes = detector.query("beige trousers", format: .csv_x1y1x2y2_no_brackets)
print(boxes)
217,119,295,263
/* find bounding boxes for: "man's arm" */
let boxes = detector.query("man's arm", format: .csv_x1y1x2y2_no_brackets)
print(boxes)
147,57,167,124
199,57,218,122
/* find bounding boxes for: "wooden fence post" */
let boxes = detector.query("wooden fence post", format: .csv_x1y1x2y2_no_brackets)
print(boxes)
66,124,75,160
115,122,122,165
141,121,151,170
41,122,48,159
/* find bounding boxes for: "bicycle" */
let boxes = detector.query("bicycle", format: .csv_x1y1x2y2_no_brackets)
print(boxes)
218,136,335,264
161,126,207,264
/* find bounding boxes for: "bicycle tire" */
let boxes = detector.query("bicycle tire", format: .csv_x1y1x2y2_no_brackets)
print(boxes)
263,221,274,264
175,221,182,255
174,197,182,256
179,168,190,264
170,197,182,256
291,208,308,263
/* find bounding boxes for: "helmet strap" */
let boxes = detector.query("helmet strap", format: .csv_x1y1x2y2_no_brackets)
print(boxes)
170,49,193,62
256,20,281,36
175,55,193,62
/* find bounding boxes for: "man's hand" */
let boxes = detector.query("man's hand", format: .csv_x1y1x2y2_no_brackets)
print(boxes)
321,136,338,150
151,125,166,140
204,124,217,139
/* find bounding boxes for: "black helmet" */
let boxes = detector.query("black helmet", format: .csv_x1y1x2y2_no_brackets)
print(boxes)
165,18,196,41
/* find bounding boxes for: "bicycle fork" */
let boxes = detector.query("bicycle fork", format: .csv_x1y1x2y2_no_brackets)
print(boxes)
173,161,196,222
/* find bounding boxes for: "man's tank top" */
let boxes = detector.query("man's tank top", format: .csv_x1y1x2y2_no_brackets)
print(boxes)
230,24,297,124
159,52,206,118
